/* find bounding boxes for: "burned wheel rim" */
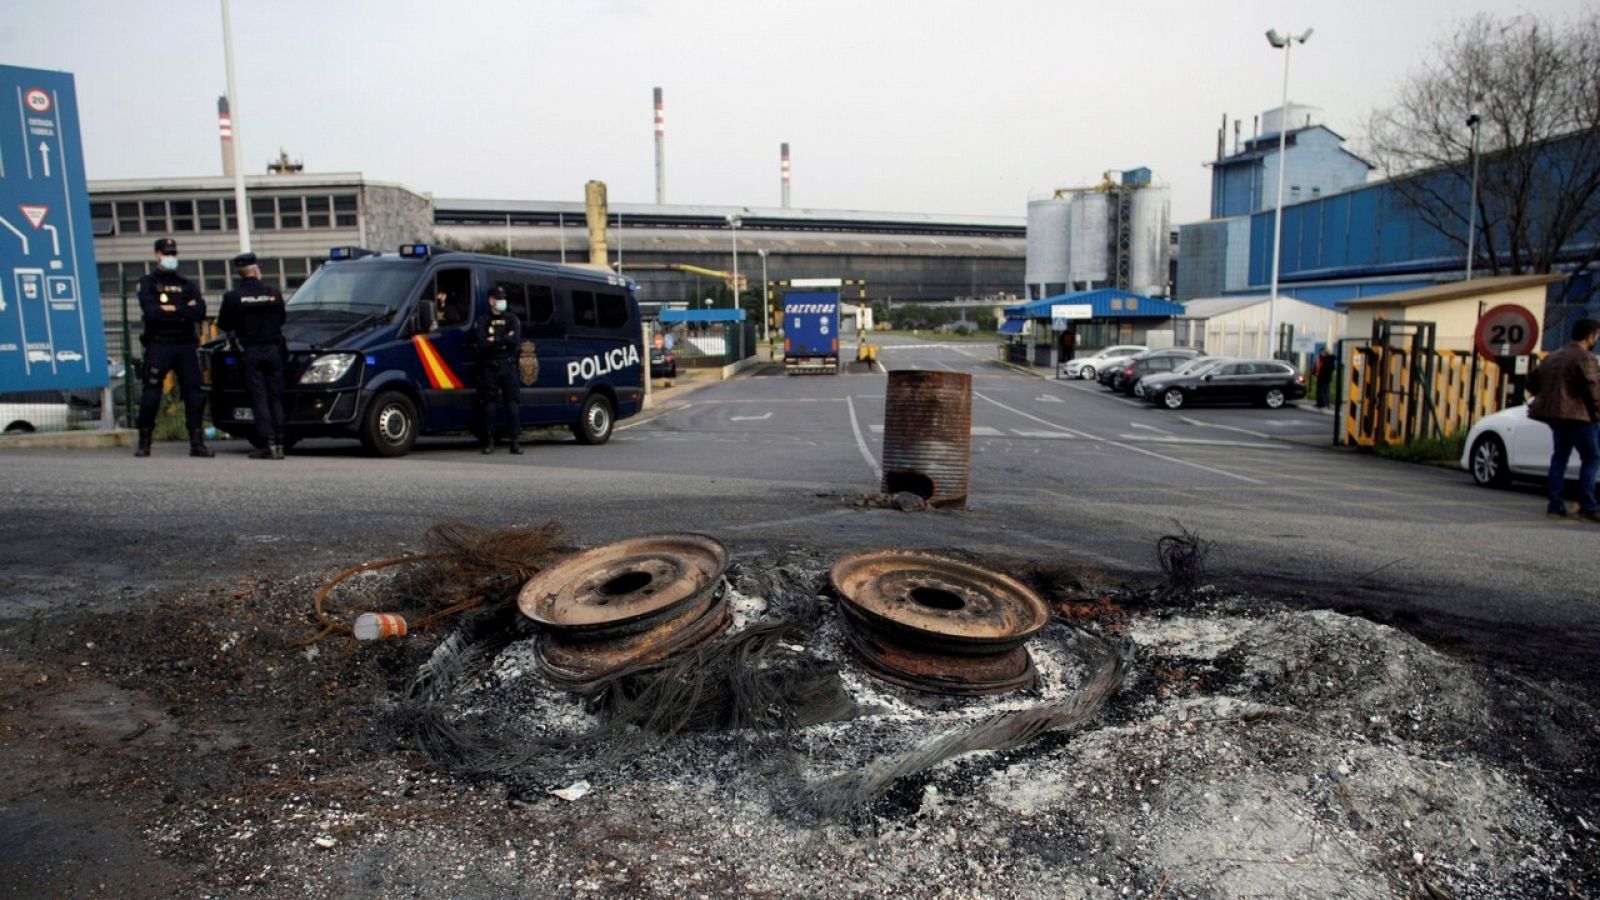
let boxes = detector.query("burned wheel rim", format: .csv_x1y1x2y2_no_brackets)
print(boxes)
519,533,728,637
830,550,1050,695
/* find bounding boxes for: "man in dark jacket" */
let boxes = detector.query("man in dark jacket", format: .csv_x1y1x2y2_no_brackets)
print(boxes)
134,238,212,458
475,286,523,455
1526,317,1600,521
217,253,287,460
1314,347,1337,409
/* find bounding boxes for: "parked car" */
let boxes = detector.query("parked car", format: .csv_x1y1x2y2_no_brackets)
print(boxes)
1135,356,1232,399
1110,348,1205,395
649,347,677,378
1461,403,1586,488
1060,344,1146,380
1145,359,1305,409
0,390,75,434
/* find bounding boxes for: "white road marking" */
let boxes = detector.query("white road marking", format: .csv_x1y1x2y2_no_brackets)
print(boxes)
1128,422,1173,434
1116,435,1287,450
973,390,1265,484
1180,415,1272,440
730,411,773,421
1009,430,1082,440
1036,395,1063,403
617,402,692,431
845,395,882,480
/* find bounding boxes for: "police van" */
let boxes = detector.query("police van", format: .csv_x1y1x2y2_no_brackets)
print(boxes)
203,245,644,456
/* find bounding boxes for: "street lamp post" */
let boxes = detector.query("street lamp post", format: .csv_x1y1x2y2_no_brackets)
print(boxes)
725,215,742,317
756,248,770,343
1265,26,1313,359
1466,111,1482,279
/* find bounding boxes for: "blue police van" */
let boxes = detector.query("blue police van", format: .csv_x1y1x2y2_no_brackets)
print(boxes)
203,245,644,456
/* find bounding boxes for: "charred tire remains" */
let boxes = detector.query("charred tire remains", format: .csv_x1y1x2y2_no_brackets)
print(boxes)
519,533,732,691
830,549,1051,695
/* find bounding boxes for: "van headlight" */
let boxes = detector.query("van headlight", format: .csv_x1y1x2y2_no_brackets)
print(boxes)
299,352,358,385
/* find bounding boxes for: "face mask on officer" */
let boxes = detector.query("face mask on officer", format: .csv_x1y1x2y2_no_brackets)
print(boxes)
493,299,508,314
158,255,179,272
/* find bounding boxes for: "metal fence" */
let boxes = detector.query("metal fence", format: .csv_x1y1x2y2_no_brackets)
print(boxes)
665,321,759,367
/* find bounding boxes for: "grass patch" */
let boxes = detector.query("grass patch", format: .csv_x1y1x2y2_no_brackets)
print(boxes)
1375,430,1467,463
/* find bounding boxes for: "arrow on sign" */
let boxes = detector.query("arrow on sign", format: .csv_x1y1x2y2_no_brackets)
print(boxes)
42,224,59,255
19,204,47,228
38,143,51,178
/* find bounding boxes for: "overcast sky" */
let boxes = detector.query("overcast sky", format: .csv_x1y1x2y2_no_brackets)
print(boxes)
3,0,1586,223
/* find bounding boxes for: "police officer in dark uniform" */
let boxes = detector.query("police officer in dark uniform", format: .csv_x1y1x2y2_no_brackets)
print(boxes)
135,237,212,458
475,286,523,454
217,253,288,460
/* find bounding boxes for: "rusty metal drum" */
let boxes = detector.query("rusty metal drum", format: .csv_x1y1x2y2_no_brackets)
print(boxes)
881,370,972,508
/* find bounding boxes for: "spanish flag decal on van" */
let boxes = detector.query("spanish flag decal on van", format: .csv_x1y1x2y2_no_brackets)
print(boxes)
411,335,464,389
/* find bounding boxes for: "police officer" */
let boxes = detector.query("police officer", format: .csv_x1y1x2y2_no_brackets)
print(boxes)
134,238,212,458
217,253,287,460
475,286,523,454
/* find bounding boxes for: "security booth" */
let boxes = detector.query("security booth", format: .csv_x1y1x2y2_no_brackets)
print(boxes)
1001,289,1185,369
658,308,756,369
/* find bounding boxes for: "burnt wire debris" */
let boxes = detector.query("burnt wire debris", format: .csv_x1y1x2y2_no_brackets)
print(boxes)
1155,522,1213,595
352,529,1133,818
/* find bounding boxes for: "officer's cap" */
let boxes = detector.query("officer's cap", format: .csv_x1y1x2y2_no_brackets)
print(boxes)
232,252,258,269
154,238,178,254
488,286,508,299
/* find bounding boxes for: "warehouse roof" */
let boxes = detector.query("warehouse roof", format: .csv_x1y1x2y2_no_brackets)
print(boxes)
1337,274,1565,309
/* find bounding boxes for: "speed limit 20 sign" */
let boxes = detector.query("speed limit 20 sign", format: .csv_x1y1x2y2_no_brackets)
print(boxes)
1474,304,1539,359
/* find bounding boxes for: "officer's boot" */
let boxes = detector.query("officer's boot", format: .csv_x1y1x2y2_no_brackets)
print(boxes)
134,429,152,458
509,436,523,455
189,429,215,458
248,442,274,460
270,443,285,461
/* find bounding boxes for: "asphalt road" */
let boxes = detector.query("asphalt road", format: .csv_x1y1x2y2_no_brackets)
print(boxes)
3,334,1596,673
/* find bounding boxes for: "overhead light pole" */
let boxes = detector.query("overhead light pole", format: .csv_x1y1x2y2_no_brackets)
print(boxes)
726,214,742,314
1265,26,1312,359
220,0,251,252
1465,110,1482,279
756,248,770,343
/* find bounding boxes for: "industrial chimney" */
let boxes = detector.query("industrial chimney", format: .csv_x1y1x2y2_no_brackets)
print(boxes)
585,180,609,268
653,87,665,205
217,96,234,177
781,142,791,208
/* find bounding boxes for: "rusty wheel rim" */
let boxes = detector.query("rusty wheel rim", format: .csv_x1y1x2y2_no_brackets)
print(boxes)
831,550,1049,694
830,550,1049,650
518,534,729,637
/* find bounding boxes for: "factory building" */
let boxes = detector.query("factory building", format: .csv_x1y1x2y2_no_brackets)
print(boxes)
1176,105,1371,301
432,199,1025,308
1024,168,1171,300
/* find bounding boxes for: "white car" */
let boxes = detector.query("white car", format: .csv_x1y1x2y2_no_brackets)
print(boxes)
0,390,73,435
1060,344,1147,380
1461,404,1583,487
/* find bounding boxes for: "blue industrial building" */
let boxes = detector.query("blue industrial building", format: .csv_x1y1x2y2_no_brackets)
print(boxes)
1177,107,1600,348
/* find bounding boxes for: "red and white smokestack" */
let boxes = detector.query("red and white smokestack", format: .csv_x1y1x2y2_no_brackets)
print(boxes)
653,87,665,205
781,142,791,209
218,95,235,178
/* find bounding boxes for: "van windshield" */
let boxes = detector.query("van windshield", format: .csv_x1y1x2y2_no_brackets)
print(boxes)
286,263,422,319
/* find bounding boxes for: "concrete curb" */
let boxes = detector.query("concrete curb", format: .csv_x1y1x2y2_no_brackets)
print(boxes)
0,428,136,450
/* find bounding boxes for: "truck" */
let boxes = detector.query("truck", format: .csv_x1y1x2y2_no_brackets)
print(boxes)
782,280,841,375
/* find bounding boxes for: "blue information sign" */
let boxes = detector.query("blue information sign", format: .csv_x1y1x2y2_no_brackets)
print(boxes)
0,65,106,391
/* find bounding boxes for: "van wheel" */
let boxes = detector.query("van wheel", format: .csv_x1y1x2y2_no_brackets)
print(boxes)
360,391,418,457
5,422,35,435
572,394,614,445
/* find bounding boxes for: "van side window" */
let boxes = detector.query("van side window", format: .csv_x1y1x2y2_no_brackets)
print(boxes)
525,284,554,324
596,291,629,329
572,290,598,328
435,268,472,327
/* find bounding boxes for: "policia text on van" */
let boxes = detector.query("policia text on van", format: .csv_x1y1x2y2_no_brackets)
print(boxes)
202,245,644,457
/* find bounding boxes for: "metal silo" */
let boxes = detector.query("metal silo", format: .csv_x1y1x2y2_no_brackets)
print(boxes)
1068,192,1110,289
1025,199,1071,296
1129,186,1171,296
